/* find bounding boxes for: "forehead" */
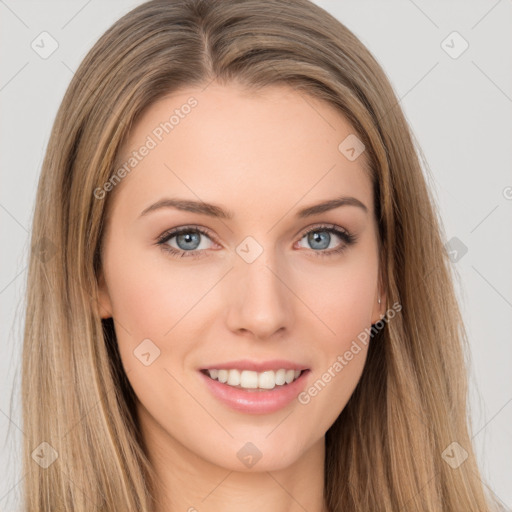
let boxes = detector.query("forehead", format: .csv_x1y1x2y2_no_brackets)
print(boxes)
110,83,373,222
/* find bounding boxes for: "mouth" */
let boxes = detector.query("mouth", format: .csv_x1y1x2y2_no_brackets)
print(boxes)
198,367,311,414
200,368,308,391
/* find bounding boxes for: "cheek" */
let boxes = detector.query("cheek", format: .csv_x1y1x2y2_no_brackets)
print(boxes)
104,241,205,336
291,253,376,425
298,255,378,341
296,271,373,432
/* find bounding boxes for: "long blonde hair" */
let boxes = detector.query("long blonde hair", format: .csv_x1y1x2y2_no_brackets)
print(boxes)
22,0,502,510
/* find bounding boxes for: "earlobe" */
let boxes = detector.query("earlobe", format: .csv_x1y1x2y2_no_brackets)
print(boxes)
378,288,387,320
371,281,387,326
96,269,113,319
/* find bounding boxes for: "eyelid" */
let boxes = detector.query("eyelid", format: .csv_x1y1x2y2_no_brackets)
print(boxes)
156,224,217,243
157,222,352,243
296,222,351,239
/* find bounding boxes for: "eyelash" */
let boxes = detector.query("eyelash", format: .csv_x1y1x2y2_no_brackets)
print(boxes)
155,224,358,260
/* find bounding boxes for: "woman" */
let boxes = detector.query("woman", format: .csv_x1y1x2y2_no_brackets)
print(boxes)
22,0,503,510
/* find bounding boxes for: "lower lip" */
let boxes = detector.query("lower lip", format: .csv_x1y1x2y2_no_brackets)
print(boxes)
199,370,311,415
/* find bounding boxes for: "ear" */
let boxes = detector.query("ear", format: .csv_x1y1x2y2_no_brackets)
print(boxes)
97,268,113,319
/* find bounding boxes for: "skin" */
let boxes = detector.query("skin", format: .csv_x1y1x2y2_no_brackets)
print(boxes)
98,82,386,512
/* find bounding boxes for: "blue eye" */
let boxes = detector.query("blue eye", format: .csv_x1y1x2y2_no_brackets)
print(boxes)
156,224,357,259
156,226,214,259
296,224,357,257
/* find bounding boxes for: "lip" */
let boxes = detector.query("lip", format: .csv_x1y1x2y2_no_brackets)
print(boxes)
200,359,309,372
199,368,311,415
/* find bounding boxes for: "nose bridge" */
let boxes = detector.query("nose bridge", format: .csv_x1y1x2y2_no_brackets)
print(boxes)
226,237,292,337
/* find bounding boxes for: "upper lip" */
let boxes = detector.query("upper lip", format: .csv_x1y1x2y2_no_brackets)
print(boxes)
200,359,309,372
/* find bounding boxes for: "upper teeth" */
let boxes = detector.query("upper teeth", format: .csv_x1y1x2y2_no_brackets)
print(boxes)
206,369,302,389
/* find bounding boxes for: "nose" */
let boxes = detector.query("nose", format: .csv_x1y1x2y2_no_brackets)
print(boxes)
225,248,293,339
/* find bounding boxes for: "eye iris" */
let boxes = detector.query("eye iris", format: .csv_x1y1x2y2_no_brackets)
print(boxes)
308,230,330,250
177,231,201,250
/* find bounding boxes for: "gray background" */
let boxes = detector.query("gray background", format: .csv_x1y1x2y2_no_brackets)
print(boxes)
1,0,511,509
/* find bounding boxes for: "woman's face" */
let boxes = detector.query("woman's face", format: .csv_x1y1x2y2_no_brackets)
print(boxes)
98,82,384,472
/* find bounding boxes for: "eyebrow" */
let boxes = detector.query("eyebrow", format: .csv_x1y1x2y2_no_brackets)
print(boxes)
139,195,368,219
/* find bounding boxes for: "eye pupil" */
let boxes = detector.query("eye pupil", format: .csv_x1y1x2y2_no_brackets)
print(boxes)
308,231,330,250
